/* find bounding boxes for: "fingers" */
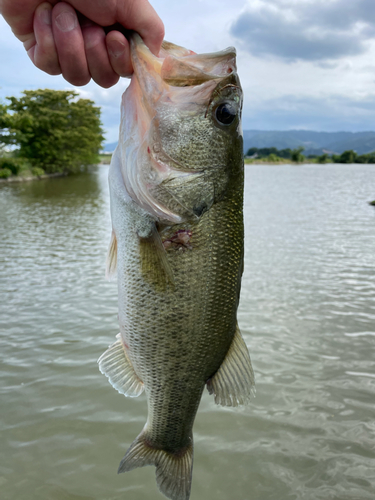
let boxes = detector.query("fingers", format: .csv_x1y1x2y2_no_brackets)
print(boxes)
117,0,165,56
52,2,90,86
2,0,165,87
81,21,119,88
52,3,122,87
106,30,132,78
0,0,58,39
31,3,61,75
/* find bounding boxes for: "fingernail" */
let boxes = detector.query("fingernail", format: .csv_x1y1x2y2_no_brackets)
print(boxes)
108,40,125,58
55,11,77,32
39,7,52,25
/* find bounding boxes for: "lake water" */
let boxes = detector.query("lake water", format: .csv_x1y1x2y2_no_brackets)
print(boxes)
1,164,374,500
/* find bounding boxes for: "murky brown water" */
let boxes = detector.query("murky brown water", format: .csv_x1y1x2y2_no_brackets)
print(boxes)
1,164,375,500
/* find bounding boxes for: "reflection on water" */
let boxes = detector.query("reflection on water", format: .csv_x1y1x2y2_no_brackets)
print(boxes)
1,164,375,500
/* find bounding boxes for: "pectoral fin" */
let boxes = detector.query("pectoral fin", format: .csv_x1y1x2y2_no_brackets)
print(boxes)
98,333,144,397
139,223,175,289
207,324,255,406
105,229,117,280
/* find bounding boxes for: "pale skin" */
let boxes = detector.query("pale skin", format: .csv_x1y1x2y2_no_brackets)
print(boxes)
0,0,164,88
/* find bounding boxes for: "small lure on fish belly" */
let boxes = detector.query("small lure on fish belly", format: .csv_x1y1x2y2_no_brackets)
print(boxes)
98,33,255,500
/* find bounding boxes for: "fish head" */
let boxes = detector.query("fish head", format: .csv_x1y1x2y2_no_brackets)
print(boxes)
117,34,243,223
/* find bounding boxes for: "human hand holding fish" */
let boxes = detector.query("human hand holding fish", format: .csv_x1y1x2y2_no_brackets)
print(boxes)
0,0,164,87
99,33,255,500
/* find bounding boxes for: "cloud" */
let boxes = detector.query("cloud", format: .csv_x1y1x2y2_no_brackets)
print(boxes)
241,93,375,132
231,0,375,62
2,2,375,137
75,81,130,142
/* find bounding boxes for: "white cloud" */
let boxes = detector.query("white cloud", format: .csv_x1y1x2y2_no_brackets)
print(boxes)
231,0,375,61
1,0,375,138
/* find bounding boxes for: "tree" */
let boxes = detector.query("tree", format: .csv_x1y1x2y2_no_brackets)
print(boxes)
245,147,292,159
338,150,357,164
4,89,104,173
317,153,328,163
0,102,12,154
246,147,259,157
291,146,305,163
355,154,368,164
267,153,280,162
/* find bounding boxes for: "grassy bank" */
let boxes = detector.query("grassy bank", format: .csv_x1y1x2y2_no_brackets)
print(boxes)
98,153,112,164
0,153,113,182
0,172,68,183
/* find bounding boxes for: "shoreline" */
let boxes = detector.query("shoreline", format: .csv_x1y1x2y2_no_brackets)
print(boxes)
1,162,374,184
244,160,375,165
0,172,68,183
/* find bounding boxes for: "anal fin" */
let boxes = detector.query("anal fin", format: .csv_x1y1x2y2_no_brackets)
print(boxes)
207,324,255,406
98,333,144,397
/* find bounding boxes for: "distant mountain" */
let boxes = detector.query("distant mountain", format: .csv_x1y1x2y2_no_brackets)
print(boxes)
323,132,375,156
103,130,375,156
102,141,118,153
243,130,375,156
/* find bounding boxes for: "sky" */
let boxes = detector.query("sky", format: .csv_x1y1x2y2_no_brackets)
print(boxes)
1,0,375,144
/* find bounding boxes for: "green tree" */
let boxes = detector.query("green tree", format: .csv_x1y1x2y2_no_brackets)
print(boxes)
267,153,280,162
355,154,369,164
246,147,292,159
0,102,12,153
291,146,305,163
246,147,259,157
4,89,104,173
278,148,292,159
317,153,328,163
339,150,357,164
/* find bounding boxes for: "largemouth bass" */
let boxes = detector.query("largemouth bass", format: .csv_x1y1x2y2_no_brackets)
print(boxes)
98,33,254,500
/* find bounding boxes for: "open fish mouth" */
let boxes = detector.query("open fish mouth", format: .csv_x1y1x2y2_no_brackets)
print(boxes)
116,33,243,224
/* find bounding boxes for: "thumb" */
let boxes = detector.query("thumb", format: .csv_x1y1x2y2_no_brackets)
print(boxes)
116,0,164,55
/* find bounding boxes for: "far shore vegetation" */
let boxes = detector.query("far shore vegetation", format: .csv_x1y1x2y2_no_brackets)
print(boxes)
1,89,375,182
0,89,104,180
245,147,375,165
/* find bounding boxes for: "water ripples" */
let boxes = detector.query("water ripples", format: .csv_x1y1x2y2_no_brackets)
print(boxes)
1,164,375,499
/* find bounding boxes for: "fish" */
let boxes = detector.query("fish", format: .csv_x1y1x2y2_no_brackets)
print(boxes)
98,33,254,500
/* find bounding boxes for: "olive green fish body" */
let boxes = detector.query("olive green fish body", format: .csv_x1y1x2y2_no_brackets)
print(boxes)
98,34,254,500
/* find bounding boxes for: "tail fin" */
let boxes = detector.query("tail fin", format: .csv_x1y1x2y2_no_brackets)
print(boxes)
118,429,193,500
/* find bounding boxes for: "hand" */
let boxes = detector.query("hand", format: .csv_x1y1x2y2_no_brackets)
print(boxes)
0,0,164,88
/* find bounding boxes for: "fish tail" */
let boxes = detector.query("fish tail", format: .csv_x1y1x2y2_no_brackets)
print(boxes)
118,429,193,500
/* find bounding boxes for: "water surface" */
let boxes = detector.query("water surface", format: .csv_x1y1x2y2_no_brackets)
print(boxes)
1,164,374,499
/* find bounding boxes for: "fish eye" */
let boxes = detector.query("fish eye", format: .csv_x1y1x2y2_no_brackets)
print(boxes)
215,102,237,125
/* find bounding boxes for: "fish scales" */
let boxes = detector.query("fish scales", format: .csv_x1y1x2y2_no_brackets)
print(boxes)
98,34,254,500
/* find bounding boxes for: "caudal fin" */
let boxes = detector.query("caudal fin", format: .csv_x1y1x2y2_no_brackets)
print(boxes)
118,429,193,500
